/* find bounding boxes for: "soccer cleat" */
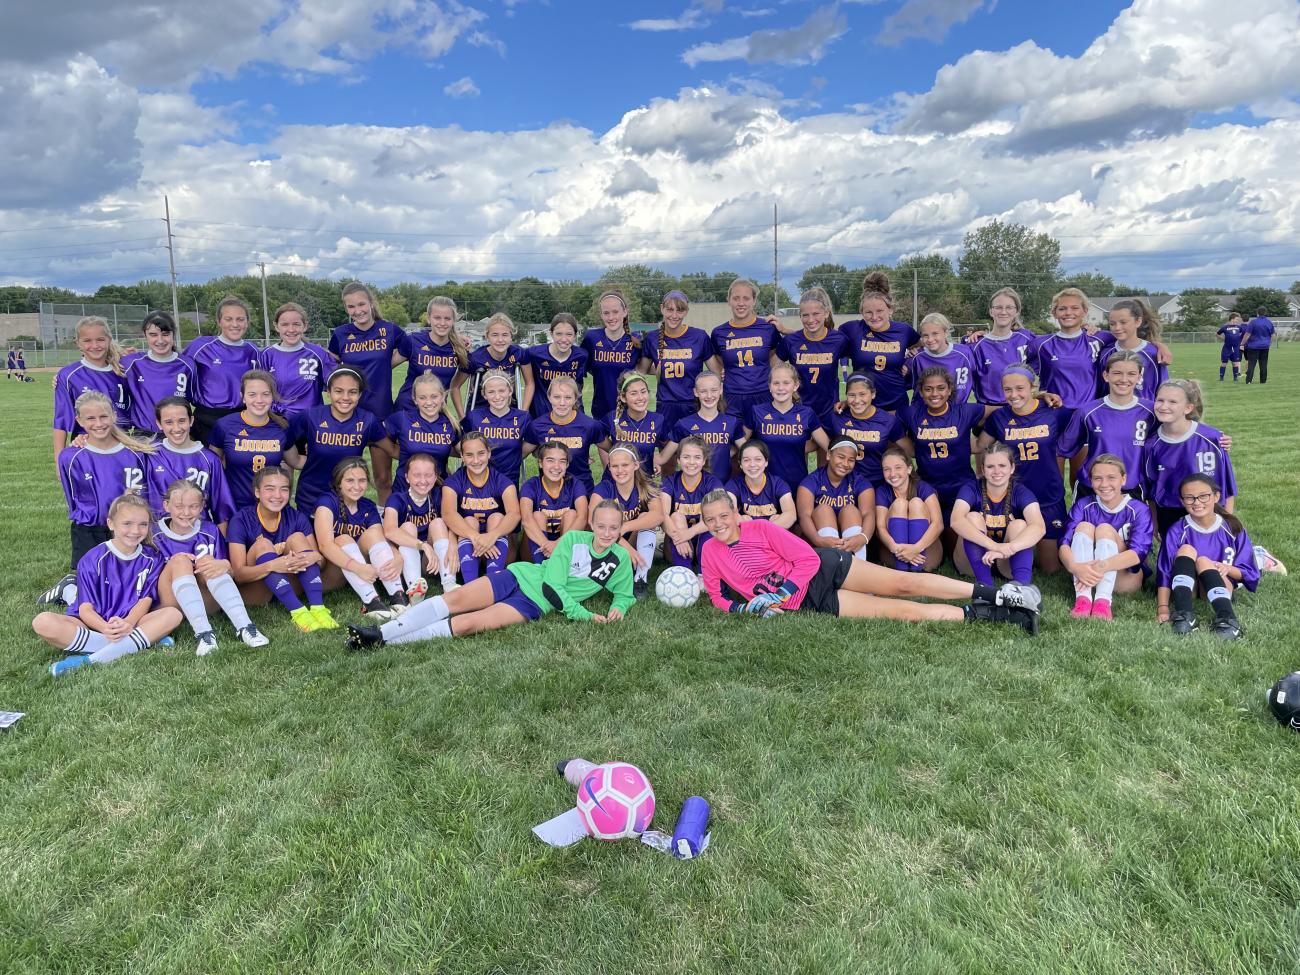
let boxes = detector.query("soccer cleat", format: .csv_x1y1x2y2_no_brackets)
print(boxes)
360,599,393,622
290,607,319,633
967,601,1039,636
238,623,270,648
1212,617,1244,641
1254,545,1287,576
195,631,219,657
633,579,649,600
996,582,1042,614
157,636,175,648
345,623,384,653
310,605,340,630
1071,596,1093,618
407,577,429,601
1169,611,1198,636
38,573,76,607
50,655,89,677
1091,599,1113,621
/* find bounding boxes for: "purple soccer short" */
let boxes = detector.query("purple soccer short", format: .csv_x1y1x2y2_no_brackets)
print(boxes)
487,569,544,621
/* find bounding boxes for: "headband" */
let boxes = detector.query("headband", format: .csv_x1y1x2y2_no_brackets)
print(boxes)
328,367,365,386
620,372,647,393
845,372,876,389
662,290,688,304
1001,364,1037,384
599,291,628,309
608,444,640,461
829,436,862,454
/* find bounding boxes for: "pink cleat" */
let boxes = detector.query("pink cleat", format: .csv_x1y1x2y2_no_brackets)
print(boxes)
1071,596,1093,618
1091,599,1113,620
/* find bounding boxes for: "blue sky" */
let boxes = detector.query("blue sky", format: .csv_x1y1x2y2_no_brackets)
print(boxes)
3,0,1300,294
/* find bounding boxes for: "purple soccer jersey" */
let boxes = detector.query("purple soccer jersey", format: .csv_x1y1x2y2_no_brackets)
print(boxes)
443,466,516,531
670,411,741,480
258,342,336,416
725,473,792,521
984,402,1070,514
394,332,461,415
385,410,459,478
901,401,984,497
1029,331,1107,409
662,471,724,527
122,353,196,432
839,319,920,412
798,467,872,510
384,489,441,541
153,518,227,562
59,444,151,526
209,412,294,510
875,479,938,508
53,360,132,434
227,504,313,549
1062,495,1154,571
1142,421,1236,508
968,331,1035,406
328,319,403,420
69,542,164,620
582,330,641,419
523,412,603,491
288,405,387,513
1157,515,1258,591
520,476,582,533
1057,397,1156,492
463,406,528,483
315,494,383,540
777,330,849,419
711,319,780,400
826,408,907,486
1217,325,1244,359
1098,341,1167,403
591,477,653,527
181,336,260,410
525,344,588,418
642,326,714,407
603,409,666,474
955,481,1040,543
745,401,820,492
145,442,236,524
910,343,978,405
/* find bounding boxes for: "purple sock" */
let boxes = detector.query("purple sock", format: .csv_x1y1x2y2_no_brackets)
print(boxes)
888,517,911,570
459,539,481,581
907,518,930,571
299,563,324,606
1008,547,1034,584
963,540,994,584
256,551,302,611
486,539,509,573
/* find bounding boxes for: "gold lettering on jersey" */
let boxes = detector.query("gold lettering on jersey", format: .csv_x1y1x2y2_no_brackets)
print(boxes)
593,349,635,364
915,426,958,441
1000,424,1049,441
726,336,765,351
842,429,882,445
743,502,777,517
316,432,365,447
612,426,658,444
860,340,901,354
343,338,387,354
661,348,693,361
548,435,583,450
414,351,458,370
479,424,522,440
460,496,501,512
234,437,283,452
406,429,455,446
761,422,805,437
794,352,835,366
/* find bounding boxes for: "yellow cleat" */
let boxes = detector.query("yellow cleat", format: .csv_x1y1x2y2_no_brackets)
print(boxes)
310,605,340,630
290,607,319,633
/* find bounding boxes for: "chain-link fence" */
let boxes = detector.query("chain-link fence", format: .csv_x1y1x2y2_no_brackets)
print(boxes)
34,302,150,369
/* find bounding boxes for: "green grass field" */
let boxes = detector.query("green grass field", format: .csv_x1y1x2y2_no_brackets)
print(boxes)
2,346,1298,974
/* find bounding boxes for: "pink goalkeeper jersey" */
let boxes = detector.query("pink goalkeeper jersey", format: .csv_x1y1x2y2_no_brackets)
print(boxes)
700,518,823,612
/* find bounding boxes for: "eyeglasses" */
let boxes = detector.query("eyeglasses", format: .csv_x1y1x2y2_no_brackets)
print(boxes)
1180,492,1215,505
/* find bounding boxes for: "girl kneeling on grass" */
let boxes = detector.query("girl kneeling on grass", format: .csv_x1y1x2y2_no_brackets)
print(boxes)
383,453,458,598
346,500,635,650
38,494,182,677
1058,454,1154,620
697,490,1040,633
1156,474,1257,640
154,479,269,655
314,458,408,619
951,442,1044,586
226,467,335,633
875,447,943,572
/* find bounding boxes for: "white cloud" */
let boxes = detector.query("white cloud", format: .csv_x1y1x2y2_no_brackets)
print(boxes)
878,0,993,45
629,9,708,31
683,4,847,67
617,87,779,162
443,76,481,98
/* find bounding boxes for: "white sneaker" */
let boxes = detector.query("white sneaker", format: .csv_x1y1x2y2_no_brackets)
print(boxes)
1255,545,1287,575
996,582,1042,614
238,624,270,648
195,631,219,656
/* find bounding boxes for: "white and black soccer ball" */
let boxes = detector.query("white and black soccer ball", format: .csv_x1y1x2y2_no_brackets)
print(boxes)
655,566,702,608
1266,672,1300,732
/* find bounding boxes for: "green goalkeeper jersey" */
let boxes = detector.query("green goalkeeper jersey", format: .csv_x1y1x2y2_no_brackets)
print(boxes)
506,530,635,621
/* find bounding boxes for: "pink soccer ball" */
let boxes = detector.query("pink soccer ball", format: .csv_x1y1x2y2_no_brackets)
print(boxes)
575,762,655,840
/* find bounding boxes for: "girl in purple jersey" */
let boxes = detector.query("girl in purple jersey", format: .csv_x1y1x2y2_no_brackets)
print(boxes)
123,311,195,434
209,371,300,511
1056,351,1154,499
742,362,828,491
289,368,392,512
395,296,470,416
520,442,588,564
902,366,985,521
442,432,520,581
523,314,588,418
726,440,796,529
1028,289,1108,421
584,289,643,420
951,443,1044,586
153,479,268,655
592,444,663,598
147,397,236,528
313,458,408,618
1059,454,1153,620
711,278,783,420
826,373,910,487
599,372,666,475
53,316,131,456
1143,379,1236,539
1156,474,1256,640
839,272,920,413
638,291,718,448
876,447,944,573
383,453,458,597
1098,299,1168,403
183,296,261,443
967,288,1036,410
660,437,725,572
979,365,1069,572
385,372,460,487
453,313,528,415
911,314,977,405
463,370,528,483
660,371,740,480
39,494,183,677
796,438,875,561
227,467,333,633
522,377,603,492
778,287,849,430
258,302,337,417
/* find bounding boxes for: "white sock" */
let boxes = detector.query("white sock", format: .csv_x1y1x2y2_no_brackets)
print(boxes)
87,627,151,664
339,540,380,603
206,572,252,629
368,542,404,596
1094,537,1119,603
171,575,213,634
63,628,109,655
400,545,423,588
817,527,839,539
635,530,656,582
385,618,452,645
1070,533,1095,597
842,524,867,561
379,595,448,641
433,538,454,585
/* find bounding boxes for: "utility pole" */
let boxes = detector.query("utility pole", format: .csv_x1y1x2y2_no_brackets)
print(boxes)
772,202,779,316
259,262,271,346
912,267,919,326
163,196,179,320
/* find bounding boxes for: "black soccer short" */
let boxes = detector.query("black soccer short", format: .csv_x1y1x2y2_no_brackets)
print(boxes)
70,523,112,570
801,548,855,616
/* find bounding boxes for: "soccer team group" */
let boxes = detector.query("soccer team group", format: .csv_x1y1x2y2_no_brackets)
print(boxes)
32,273,1279,675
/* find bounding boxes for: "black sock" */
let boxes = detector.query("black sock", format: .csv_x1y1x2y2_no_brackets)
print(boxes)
972,583,998,604
1170,555,1196,615
1198,568,1237,620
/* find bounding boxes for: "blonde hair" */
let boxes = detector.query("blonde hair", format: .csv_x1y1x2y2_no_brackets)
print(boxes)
988,287,1023,324
604,443,658,510
426,295,470,368
598,288,630,330
107,493,155,545
548,375,582,407
1157,379,1204,421
74,316,124,374
769,361,801,404
859,271,893,312
799,287,834,330
412,372,461,433
1051,287,1090,315
727,278,758,302
919,312,952,335
485,312,515,339
74,391,155,452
